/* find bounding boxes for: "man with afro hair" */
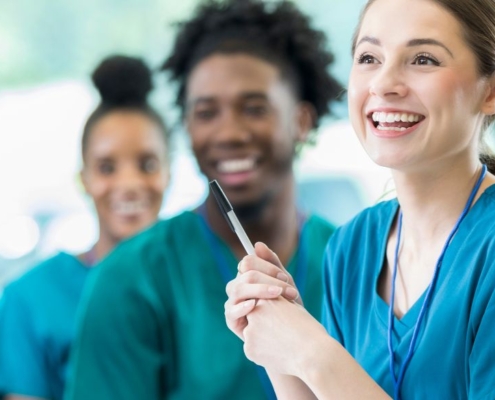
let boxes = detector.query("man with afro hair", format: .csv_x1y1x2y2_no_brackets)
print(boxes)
66,1,342,399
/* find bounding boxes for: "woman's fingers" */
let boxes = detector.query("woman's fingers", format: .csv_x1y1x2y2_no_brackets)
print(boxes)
225,298,256,321
238,246,295,286
224,298,256,340
226,271,300,302
253,242,284,269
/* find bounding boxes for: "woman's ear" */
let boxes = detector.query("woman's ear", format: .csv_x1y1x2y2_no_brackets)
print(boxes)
295,102,316,144
481,74,495,116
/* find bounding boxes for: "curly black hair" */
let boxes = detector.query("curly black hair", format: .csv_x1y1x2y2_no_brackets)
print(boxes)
161,0,343,128
82,55,169,159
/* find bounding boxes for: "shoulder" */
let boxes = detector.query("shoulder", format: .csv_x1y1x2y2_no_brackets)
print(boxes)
1,253,79,301
95,211,200,278
328,199,398,252
305,214,336,232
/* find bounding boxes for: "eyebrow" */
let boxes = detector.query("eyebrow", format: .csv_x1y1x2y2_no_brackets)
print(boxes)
187,92,269,108
356,36,454,58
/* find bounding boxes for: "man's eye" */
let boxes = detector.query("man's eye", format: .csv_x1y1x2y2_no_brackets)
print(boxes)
98,162,114,175
194,109,217,121
244,105,268,117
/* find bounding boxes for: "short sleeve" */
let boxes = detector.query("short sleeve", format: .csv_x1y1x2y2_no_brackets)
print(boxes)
0,287,50,397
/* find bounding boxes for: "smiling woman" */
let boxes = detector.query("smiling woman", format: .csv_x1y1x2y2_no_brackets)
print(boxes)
0,55,170,400
224,0,495,399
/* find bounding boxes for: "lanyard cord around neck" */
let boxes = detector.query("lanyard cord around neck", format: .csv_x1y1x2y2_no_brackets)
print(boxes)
388,164,487,400
196,203,309,400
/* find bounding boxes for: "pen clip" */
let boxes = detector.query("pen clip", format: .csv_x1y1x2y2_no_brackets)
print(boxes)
209,180,235,232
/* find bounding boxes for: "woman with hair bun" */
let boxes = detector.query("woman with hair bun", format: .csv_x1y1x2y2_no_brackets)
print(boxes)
0,55,170,400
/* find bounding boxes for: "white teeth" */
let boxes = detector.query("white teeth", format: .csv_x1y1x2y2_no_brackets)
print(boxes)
386,114,395,123
218,158,255,173
372,111,422,123
376,125,407,131
112,201,148,216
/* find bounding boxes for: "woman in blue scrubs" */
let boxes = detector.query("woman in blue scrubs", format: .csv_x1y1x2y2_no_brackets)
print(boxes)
225,0,495,398
0,55,170,400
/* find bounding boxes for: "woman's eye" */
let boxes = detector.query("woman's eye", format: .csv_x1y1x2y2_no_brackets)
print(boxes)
413,53,440,66
357,53,377,64
98,162,114,175
141,158,159,173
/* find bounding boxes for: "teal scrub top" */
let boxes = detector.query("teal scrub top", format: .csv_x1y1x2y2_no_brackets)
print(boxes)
0,252,92,400
65,210,335,400
322,185,495,399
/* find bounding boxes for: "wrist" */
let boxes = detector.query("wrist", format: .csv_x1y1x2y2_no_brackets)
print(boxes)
296,328,337,385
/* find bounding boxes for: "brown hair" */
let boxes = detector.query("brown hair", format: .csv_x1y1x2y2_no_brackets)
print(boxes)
352,0,495,173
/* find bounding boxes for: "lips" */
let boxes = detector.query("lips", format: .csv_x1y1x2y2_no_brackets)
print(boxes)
369,111,425,131
365,110,426,138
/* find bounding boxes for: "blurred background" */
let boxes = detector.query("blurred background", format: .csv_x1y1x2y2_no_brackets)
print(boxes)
0,0,395,288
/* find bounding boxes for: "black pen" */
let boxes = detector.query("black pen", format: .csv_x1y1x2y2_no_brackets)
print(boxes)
209,180,255,255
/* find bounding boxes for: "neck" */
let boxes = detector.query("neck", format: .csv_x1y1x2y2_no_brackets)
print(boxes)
205,175,299,264
392,156,486,251
87,230,119,266
380,156,490,317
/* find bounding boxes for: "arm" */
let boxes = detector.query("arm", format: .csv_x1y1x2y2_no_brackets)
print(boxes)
65,243,167,400
225,242,390,399
244,298,390,400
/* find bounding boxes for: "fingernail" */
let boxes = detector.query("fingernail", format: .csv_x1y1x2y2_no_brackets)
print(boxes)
276,272,289,283
268,286,283,295
244,299,255,308
285,287,299,300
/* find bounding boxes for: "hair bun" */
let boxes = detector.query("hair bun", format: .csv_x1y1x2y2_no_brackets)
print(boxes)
92,55,152,106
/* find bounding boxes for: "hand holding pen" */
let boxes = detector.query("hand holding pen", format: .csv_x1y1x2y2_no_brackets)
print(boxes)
209,180,301,340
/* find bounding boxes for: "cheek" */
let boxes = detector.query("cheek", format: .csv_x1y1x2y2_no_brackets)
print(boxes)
148,175,168,198
85,178,110,199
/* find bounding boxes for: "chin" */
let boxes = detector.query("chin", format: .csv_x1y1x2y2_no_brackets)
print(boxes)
113,221,154,240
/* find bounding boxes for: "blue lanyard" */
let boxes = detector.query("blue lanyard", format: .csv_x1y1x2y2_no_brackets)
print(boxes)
388,164,487,399
196,204,309,400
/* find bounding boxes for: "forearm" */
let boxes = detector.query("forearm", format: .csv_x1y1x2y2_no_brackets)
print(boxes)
301,337,391,400
267,371,317,400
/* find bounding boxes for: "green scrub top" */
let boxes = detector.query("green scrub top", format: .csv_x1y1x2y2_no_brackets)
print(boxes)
65,210,335,400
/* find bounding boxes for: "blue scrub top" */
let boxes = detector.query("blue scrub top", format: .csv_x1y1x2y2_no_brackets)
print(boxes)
323,185,495,399
0,252,93,400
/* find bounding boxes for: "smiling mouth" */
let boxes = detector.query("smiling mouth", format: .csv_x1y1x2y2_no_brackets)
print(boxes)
217,158,256,174
111,200,150,217
370,111,425,131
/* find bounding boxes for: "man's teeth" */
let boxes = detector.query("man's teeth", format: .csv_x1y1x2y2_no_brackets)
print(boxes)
113,201,148,215
218,159,255,173
372,112,421,123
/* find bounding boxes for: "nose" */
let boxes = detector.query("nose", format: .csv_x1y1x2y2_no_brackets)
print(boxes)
369,63,408,99
214,108,252,144
115,163,145,192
